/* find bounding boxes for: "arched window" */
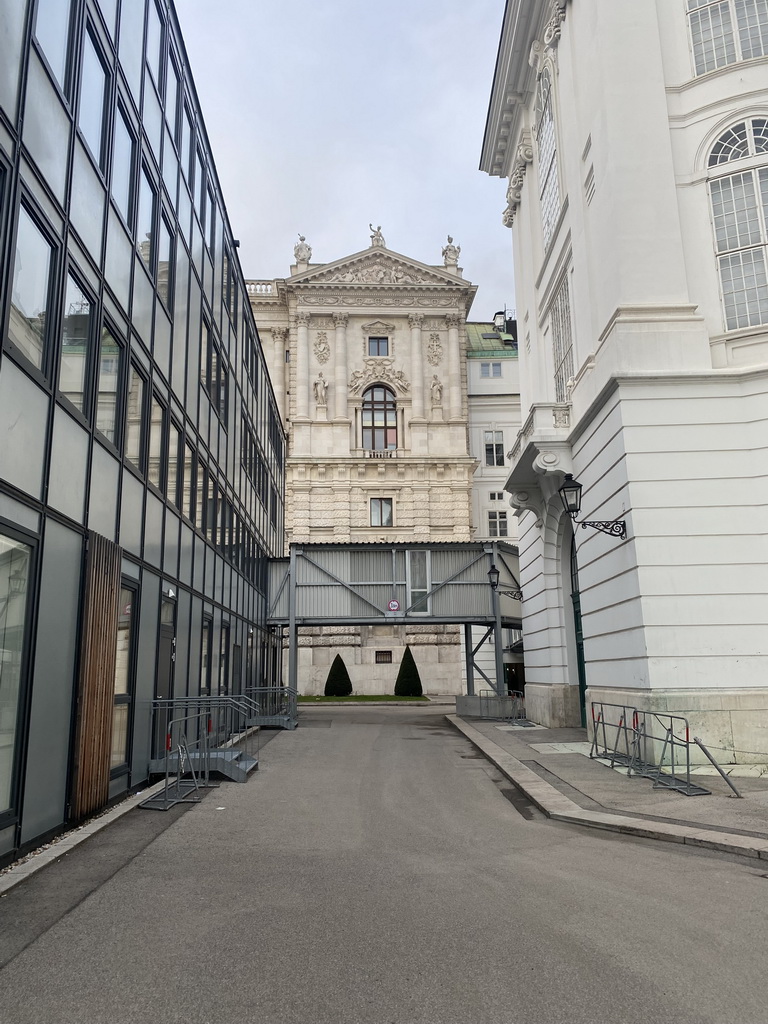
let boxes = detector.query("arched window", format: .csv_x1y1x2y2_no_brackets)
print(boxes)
534,67,560,248
361,385,397,450
707,117,768,330
687,0,768,77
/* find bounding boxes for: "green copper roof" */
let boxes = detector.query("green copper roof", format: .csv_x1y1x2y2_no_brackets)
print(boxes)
465,321,518,356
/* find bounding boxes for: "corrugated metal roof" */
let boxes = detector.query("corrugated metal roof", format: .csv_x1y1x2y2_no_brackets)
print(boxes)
465,321,518,355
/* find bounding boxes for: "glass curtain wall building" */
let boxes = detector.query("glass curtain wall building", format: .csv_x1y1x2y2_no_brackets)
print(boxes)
0,0,284,863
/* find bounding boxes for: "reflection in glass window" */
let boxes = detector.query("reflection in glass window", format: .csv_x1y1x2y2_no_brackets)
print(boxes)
181,107,193,181
79,30,107,167
112,109,134,224
157,217,173,307
34,0,72,88
60,276,91,411
0,533,31,813
148,395,165,489
183,444,195,520
201,617,212,694
119,0,145,99
165,59,179,136
125,364,145,469
207,188,216,251
145,0,163,86
96,327,120,443
168,422,181,505
137,169,155,269
370,497,393,527
408,550,429,614
9,206,54,370
111,585,133,769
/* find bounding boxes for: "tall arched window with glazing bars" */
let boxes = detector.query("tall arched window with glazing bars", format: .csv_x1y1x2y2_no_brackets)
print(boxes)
707,117,768,330
361,385,397,450
534,67,561,249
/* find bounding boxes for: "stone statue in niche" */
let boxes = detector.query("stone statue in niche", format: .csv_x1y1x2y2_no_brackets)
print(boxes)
369,224,385,247
431,375,443,405
442,235,460,266
313,373,327,405
294,234,312,262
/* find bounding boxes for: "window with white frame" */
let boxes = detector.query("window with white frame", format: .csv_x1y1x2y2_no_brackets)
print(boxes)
489,492,505,501
707,118,768,330
488,511,508,537
534,67,561,248
687,0,768,76
550,275,574,403
484,431,505,467
480,361,502,378
370,497,393,527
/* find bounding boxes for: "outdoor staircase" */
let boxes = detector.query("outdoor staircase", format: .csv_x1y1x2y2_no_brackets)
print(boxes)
148,746,258,782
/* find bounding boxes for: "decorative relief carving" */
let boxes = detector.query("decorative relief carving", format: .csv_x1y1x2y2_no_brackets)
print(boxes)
445,313,461,329
408,313,424,328
509,490,544,529
314,332,330,363
304,294,449,307
544,0,568,48
552,406,570,428
271,326,288,343
296,311,311,326
332,312,349,327
349,359,410,394
502,132,534,229
426,334,442,365
361,319,395,335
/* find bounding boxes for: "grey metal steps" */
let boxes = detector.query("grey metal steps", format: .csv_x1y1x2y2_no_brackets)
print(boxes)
148,747,259,782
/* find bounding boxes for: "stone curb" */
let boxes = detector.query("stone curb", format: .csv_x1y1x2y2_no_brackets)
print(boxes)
0,778,170,897
446,715,768,861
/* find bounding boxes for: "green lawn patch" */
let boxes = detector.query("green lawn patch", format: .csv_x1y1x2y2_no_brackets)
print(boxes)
298,694,429,703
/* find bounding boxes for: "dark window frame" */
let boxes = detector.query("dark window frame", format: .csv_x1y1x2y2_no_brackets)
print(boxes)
94,318,126,452
77,20,111,174
147,390,167,494
124,359,149,476
110,576,139,779
368,336,389,357
57,266,97,423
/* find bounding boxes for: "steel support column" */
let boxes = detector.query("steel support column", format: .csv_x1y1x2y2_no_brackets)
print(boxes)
464,623,475,695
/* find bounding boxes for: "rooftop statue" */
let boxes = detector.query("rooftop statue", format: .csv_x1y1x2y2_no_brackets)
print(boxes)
369,224,385,248
294,233,312,263
442,235,460,266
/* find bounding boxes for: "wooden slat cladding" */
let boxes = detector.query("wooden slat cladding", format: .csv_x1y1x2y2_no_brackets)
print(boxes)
70,533,122,821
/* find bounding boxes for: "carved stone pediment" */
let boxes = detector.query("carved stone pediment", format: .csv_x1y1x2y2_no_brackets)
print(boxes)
361,320,396,335
290,248,466,289
349,358,411,395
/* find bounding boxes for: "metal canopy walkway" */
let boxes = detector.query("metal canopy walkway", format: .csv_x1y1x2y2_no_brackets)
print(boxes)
267,541,521,696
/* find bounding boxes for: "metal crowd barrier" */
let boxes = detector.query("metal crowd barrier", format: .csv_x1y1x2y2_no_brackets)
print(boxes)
589,701,711,796
477,689,526,724
141,696,261,809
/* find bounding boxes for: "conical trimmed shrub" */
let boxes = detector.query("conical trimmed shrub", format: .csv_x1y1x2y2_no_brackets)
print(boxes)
394,645,423,697
324,653,353,696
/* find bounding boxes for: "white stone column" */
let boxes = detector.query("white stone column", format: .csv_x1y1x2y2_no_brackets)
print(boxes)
446,313,462,419
272,327,287,422
408,313,424,419
333,312,349,420
295,311,310,419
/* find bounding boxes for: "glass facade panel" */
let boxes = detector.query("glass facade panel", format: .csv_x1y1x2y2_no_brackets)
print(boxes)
137,169,155,269
168,422,180,505
145,0,163,86
60,275,91,411
9,206,54,371
157,217,172,308
148,395,165,489
125,364,144,468
96,327,120,443
114,587,133,695
34,0,72,88
112,109,134,224
408,550,429,614
0,533,31,813
119,0,145,99
79,30,107,167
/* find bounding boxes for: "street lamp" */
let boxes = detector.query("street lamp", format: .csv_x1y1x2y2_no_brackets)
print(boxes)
487,563,523,601
557,474,627,539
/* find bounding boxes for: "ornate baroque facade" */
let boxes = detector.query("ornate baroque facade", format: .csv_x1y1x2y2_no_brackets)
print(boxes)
247,233,479,693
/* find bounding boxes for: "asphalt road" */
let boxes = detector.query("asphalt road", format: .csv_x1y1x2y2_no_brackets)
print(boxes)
1,705,766,1024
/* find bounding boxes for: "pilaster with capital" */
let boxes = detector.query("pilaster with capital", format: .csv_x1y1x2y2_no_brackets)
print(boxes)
333,312,349,420
271,327,288,421
446,313,462,419
295,311,310,419
408,313,425,419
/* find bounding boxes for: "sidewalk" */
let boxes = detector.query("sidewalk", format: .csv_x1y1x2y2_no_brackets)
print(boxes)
448,713,768,860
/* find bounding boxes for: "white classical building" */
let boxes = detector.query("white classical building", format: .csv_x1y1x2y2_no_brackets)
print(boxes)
481,0,768,754
247,229,483,694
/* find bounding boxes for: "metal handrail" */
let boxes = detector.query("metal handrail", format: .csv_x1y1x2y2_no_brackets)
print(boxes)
151,696,261,776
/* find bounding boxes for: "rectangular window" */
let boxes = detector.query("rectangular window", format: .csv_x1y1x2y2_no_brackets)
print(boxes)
368,336,388,356
488,511,508,537
111,583,136,770
137,168,155,269
196,466,207,532
408,550,429,614
551,276,574,404
59,275,91,412
167,421,181,506
375,651,392,664
484,430,505,467
688,0,767,75
145,0,163,87
0,531,33,814
96,326,121,444
165,57,179,137
219,624,230,695
125,363,145,469
183,444,195,520
206,481,217,544
370,497,393,527
79,28,108,168
111,108,134,224
157,216,173,308
480,361,502,378
201,616,212,694
181,106,193,181
148,394,165,489
34,0,72,89
8,205,55,372
489,492,505,501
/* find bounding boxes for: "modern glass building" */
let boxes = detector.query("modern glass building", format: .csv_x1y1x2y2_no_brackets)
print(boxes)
0,0,285,863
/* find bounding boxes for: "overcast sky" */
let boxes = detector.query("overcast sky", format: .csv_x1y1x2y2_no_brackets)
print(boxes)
174,0,514,323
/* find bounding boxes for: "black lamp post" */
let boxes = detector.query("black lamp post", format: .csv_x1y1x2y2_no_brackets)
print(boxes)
487,563,523,601
557,474,626,539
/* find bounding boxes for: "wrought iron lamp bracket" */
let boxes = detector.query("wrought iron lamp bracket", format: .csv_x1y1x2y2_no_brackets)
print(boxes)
579,519,626,539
